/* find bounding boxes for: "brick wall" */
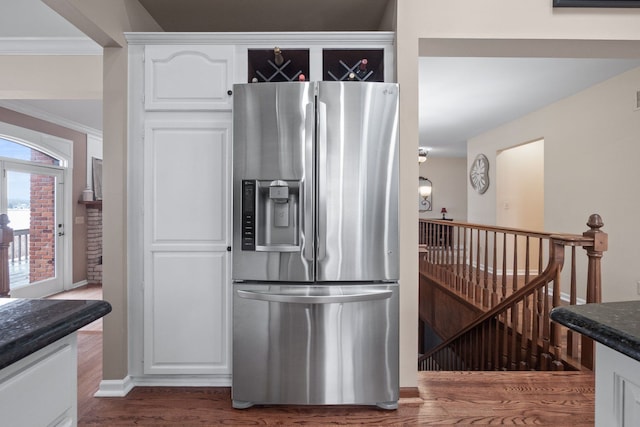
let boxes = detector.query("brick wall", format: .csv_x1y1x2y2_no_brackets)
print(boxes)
29,151,56,283
86,206,102,284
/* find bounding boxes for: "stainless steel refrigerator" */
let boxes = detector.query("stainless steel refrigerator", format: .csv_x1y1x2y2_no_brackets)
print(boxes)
232,81,399,409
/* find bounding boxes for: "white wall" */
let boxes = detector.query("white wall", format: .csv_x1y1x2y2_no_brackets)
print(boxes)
469,67,640,302
0,55,101,99
419,157,467,221
398,1,640,388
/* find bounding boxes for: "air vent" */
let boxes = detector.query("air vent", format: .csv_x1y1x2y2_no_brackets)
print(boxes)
636,89,640,111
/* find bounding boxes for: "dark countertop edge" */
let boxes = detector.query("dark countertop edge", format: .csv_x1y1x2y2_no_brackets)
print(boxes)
0,300,112,370
550,306,640,362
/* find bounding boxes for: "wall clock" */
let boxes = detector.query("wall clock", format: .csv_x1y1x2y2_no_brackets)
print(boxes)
470,154,490,194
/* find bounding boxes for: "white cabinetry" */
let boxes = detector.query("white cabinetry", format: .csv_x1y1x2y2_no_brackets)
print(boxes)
596,343,640,426
128,40,233,384
126,32,394,388
0,334,77,427
144,45,233,110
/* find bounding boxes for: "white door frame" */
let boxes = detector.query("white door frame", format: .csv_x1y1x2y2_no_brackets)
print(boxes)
2,160,66,297
0,122,73,296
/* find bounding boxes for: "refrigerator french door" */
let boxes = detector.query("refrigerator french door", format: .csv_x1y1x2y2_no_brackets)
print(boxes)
232,81,399,409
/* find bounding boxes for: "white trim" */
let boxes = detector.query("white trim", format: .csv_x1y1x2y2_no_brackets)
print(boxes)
94,375,232,397
69,279,89,290
0,101,102,139
94,376,135,397
125,31,395,46
555,289,587,306
0,37,101,55
131,375,232,388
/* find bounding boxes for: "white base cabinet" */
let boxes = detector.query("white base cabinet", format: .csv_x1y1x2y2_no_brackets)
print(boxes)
0,334,77,427
596,343,640,427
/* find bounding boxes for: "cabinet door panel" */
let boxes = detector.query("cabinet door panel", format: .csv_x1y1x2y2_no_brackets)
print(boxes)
144,252,229,374
0,336,76,427
145,45,233,110
145,120,229,245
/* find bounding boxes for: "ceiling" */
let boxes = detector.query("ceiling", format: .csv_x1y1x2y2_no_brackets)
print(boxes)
2,0,640,157
137,0,394,32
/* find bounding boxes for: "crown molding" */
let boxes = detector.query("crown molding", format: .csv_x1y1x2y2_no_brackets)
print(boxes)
125,31,395,46
0,100,102,139
0,37,101,55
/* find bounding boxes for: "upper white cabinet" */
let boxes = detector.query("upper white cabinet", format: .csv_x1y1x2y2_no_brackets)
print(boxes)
144,45,234,111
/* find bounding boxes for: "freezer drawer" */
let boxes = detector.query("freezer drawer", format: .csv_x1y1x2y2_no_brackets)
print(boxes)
232,283,399,409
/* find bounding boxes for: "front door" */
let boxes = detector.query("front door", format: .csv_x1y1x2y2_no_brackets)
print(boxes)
1,160,65,297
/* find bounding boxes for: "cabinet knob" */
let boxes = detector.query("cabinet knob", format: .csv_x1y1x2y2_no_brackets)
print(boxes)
227,90,233,96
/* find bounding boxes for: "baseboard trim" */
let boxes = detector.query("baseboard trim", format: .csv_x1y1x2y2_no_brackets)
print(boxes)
94,376,135,397
399,387,420,398
69,280,89,290
132,375,232,388
95,375,232,397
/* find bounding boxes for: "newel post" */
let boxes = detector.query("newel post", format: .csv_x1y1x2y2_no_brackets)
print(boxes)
0,214,14,297
581,214,607,370
583,214,607,305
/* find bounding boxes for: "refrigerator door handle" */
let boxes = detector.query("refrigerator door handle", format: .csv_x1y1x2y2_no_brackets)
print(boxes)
316,100,328,262
236,289,392,304
303,101,315,263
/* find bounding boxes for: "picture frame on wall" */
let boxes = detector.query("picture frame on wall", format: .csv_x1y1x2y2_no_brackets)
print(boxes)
92,157,103,201
553,0,640,7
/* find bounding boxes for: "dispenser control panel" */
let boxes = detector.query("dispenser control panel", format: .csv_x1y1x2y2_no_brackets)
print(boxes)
241,180,256,250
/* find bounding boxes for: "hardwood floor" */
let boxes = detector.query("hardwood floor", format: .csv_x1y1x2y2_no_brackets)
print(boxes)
52,285,595,425
76,331,595,426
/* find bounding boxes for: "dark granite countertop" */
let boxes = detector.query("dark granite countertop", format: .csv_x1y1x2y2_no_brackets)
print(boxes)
0,298,112,370
550,301,640,362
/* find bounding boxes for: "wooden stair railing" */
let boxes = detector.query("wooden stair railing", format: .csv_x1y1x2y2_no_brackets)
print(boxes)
418,214,607,371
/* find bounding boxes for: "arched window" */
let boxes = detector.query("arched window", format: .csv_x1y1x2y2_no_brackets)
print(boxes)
0,137,60,166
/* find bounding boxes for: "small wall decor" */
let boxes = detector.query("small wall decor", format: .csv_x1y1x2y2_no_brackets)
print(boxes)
92,157,103,200
469,154,490,194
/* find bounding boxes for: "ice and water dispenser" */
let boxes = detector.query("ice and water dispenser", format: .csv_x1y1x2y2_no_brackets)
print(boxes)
241,179,300,252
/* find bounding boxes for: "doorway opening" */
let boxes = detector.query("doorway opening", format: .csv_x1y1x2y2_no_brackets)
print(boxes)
1,135,68,297
496,138,544,231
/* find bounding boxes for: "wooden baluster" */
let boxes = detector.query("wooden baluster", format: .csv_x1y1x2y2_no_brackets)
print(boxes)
456,226,462,292
512,234,518,295
467,229,474,298
475,229,481,302
509,303,518,370
538,238,544,276
491,231,498,308
493,313,500,370
520,293,531,370
551,265,564,370
501,309,509,369
540,281,551,370
0,214,14,298
567,246,577,358
464,227,470,296
501,233,507,301
482,230,489,307
524,236,531,284
581,214,607,370
530,286,541,369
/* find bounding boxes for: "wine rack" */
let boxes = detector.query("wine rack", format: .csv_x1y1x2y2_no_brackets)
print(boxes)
323,49,384,82
248,48,309,83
